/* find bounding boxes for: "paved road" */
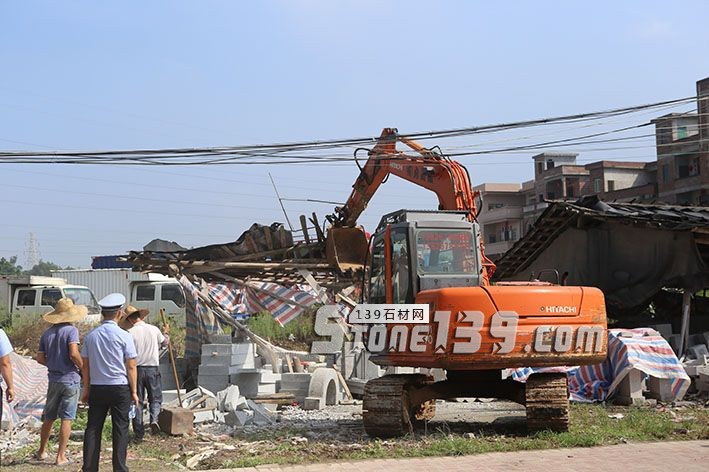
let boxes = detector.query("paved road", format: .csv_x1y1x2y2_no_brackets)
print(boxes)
206,440,709,472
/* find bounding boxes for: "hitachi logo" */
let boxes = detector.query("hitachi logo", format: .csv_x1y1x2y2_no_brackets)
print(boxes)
540,305,577,314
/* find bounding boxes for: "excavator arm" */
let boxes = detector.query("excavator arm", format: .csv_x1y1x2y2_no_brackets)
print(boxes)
328,127,496,281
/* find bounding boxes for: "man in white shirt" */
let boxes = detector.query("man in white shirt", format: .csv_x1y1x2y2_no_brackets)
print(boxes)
124,306,169,441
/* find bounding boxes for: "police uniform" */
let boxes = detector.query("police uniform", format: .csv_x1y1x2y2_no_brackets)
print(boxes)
81,293,137,472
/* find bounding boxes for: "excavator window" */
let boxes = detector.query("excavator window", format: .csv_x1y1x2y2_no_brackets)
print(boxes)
390,228,413,304
415,229,476,275
369,236,386,304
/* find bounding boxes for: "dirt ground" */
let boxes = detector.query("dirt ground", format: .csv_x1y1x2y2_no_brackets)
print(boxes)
2,399,707,471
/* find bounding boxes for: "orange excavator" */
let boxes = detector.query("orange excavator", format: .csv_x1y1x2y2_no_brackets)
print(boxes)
326,128,607,437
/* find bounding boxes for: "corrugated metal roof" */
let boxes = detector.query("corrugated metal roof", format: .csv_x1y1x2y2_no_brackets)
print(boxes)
493,196,709,280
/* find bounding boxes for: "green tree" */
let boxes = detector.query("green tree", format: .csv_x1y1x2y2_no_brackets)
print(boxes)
0,256,23,275
27,260,63,276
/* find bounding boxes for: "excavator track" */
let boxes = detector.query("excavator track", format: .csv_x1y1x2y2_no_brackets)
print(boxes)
525,373,570,432
362,374,435,438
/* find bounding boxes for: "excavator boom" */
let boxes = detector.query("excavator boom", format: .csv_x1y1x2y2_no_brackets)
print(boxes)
328,128,495,281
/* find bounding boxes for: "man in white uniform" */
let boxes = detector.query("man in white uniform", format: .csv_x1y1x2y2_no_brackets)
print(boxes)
124,306,168,440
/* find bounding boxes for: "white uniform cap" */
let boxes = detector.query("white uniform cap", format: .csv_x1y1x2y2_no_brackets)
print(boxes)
98,293,126,310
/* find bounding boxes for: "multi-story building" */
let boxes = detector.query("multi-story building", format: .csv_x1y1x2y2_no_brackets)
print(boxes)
652,77,709,205
474,77,709,259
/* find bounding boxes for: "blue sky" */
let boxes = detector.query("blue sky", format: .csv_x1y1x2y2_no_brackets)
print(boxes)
1,1,707,267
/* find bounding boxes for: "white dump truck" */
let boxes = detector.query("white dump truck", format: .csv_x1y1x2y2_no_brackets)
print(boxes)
51,268,186,326
0,275,101,324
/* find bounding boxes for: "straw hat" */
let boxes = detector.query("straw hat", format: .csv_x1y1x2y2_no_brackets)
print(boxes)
43,298,88,324
124,305,149,319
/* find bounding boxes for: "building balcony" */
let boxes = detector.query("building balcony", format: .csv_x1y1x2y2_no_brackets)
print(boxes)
484,240,517,257
523,202,549,213
477,206,523,224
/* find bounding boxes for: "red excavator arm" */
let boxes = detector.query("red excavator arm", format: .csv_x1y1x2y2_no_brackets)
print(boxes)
330,127,496,282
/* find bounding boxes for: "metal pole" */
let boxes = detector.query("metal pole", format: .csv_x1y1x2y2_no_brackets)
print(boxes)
268,172,294,232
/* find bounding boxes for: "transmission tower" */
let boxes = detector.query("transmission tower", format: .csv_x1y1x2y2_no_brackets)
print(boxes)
25,232,40,269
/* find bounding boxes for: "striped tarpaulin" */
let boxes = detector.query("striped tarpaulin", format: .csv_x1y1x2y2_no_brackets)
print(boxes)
1,352,48,429
178,277,324,358
512,328,690,402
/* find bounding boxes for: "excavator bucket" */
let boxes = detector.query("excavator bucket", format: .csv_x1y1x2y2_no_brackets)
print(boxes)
326,227,369,272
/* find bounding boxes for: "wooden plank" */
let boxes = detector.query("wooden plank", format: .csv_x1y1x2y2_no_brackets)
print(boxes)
311,212,325,243
299,215,311,244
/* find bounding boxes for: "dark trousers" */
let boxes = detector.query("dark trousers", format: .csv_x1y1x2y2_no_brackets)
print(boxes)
82,384,131,472
133,366,162,438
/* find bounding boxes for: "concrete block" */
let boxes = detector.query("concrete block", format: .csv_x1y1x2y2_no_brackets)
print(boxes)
688,344,709,360
648,324,672,340
158,407,194,435
246,399,274,425
192,409,215,423
281,373,312,384
259,370,281,383
257,383,277,395
647,376,676,402
225,410,253,427
614,368,645,406
216,385,243,412
162,389,188,406
229,372,261,398
307,368,341,406
209,333,232,344
703,332,709,347
303,396,323,410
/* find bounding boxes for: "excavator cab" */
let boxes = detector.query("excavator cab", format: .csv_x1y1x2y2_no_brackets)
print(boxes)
367,210,484,304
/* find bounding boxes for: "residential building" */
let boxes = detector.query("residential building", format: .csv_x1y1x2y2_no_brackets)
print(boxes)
474,183,524,260
474,76,709,259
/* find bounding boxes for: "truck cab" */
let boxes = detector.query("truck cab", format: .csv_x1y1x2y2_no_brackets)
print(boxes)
130,280,186,326
1,276,101,324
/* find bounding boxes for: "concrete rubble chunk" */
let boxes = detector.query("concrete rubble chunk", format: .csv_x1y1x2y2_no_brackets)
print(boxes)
216,385,246,412
224,410,253,427
307,368,342,407
246,399,274,425
688,344,709,360
303,396,323,411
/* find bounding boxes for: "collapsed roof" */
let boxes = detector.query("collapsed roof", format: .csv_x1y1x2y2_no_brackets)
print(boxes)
493,196,709,311
126,221,358,289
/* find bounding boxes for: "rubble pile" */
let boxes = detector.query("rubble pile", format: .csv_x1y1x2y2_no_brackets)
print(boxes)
650,324,709,397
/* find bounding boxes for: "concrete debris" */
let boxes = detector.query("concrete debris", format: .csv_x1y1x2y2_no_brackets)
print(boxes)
216,385,246,413
186,448,218,469
247,399,275,425
225,410,253,427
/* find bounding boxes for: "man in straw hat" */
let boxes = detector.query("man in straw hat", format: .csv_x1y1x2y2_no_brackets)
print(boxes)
35,298,86,466
80,293,138,472
123,305,169,441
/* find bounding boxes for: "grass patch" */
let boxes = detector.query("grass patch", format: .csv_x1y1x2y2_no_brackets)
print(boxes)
213,404,709,469
246,310,320,351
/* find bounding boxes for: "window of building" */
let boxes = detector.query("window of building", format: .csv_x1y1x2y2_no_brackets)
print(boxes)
16,289,36,306
41,289,62,307
677,126,688,140
607,180,615,192
566,186,574,198
546,159,555,170
662,164,670,183
488,234,497,243
135,284,156,301
594,178,602,193
488,203,504,210
161,284,185,308
538,194,544,202
677,154,700,179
